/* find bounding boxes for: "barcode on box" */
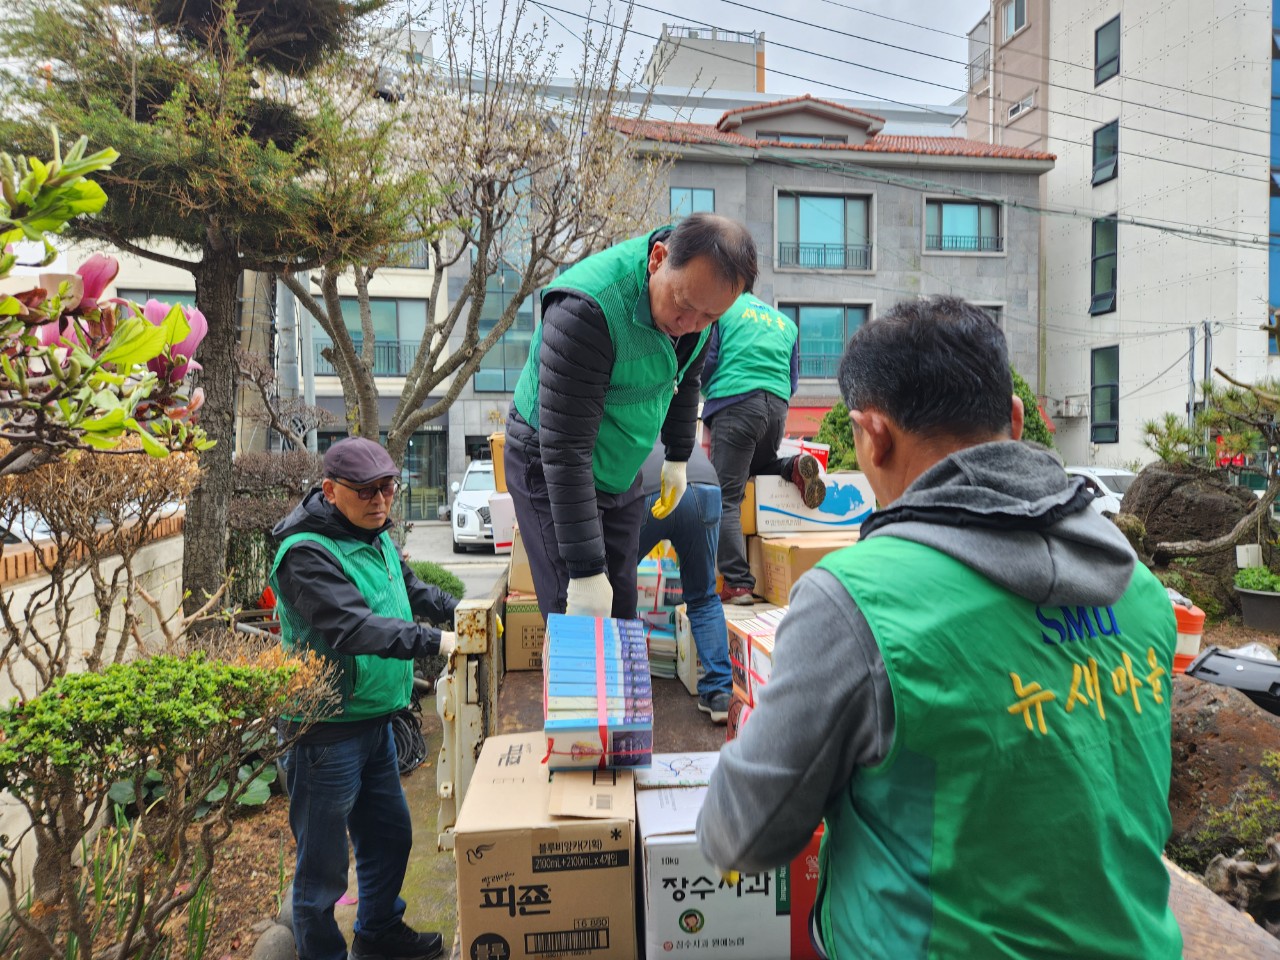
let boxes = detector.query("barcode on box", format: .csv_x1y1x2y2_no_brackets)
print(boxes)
525,928,609,954
594,794,612,809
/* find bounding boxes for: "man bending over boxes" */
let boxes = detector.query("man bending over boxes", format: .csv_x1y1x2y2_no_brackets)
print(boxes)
701,292,827,605
637,441,734,723
696,296,1181,959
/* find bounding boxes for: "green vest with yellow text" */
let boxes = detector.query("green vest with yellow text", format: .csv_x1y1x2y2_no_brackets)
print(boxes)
513,230,712,494
702,292,796,402
270,531,414,723
813,536,1182,960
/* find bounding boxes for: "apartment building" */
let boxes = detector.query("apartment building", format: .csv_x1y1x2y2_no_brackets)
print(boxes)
965,0,1276,466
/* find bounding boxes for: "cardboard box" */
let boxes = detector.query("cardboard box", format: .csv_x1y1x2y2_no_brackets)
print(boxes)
509,525,536,595
675,604,704,697
489,491,515,554
726,616,780,707
504,593,546,671
636,754,822,960
777,437,830,471
747,535,765,593
488,431,507,492
754,473,876,535
455,733,637,960
726,695,752,742
740,479,756,537
759,535,858,607
747,632,775,704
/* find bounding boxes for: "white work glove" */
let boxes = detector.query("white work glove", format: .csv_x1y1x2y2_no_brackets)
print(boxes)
650,460,688,519
565,573,614,618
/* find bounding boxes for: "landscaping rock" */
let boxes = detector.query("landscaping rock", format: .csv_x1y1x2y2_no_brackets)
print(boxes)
1169,673,1280,873
249,923,295,960
277,880,294,932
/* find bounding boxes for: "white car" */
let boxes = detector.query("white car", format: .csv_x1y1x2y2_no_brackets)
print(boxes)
451,460,496,553
1064,466,1136,515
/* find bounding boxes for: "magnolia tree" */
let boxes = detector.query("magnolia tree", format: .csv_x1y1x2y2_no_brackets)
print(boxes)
0,135,209,474
280,0,670,464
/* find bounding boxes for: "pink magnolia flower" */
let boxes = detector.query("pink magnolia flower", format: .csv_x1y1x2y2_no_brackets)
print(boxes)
141,299,208,382
75,254,118,313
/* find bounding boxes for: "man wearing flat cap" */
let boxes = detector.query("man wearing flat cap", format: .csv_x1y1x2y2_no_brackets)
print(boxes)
271,436,457,960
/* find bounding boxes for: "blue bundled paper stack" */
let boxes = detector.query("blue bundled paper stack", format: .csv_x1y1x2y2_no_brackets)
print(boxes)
542,613,654,771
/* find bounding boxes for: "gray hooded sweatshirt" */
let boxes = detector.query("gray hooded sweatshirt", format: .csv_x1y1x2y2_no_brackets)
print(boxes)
695,440,1137,872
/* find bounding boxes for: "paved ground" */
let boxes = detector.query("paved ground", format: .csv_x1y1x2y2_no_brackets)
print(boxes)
403,520,505,600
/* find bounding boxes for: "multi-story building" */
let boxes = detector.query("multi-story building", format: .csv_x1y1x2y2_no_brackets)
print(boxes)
965,0,1276,466
642,23,767,93
612,93,1054,431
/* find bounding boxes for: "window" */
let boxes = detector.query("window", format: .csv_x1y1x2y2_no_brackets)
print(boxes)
1092,121,1119,185
1090,217,1117,315
759,132,848,145
474,264,535,392
778,304,868,378
1007,93,1034,121
670,187,714,218
1090,346,1119,444
311,298,427,376
464,435,491,462
116,288,198,310
1003,0,1026,39
316,428,447,520
1095,16,1120,85
924,200,1002,253
776,192,871,270
977,304,1004,330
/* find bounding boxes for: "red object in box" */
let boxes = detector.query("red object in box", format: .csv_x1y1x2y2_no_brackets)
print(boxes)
790,824,824,960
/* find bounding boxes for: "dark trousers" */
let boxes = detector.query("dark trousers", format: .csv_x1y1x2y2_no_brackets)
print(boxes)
505,430,643,620
283,722,410,960
706,393,791,590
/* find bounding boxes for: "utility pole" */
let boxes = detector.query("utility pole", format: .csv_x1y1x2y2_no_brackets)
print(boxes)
1187,326,1197,429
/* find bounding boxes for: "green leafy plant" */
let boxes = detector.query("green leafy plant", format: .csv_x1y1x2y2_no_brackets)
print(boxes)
1235,566,1280,593
814,402,858,471
408,559,466,601
1011,367,1053,448
0,648,334,960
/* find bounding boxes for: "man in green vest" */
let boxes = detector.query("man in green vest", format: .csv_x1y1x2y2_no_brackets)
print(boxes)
271,437,459,960
696,297,1181,959
701,292,828,605
506,213,756,619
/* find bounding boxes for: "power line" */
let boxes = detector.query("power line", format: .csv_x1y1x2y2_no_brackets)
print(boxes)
540,1,1273,186
1120,336,1200,399
812,0,1265,114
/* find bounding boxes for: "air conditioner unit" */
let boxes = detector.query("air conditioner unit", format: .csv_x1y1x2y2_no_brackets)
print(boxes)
1058,396,1089,418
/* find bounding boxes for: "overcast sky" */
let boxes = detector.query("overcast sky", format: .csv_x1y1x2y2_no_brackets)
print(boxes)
410,0,991,106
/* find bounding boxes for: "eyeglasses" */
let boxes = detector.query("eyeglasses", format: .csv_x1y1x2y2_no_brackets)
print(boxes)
333,479,401,500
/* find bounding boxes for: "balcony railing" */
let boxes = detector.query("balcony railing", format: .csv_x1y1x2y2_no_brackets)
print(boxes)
969,49,990,88
798,354,840,379
389,238,429,269
777,242,872,270
314,339,419,377
925,234,1004,253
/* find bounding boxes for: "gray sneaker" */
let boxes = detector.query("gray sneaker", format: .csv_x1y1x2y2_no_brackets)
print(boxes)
697,691,731,724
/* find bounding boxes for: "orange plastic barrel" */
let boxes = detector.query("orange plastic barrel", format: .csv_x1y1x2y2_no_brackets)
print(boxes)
1173,602,1206,674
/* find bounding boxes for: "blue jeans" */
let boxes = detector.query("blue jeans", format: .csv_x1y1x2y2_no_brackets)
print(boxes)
283,722,411,960
639,483,732,698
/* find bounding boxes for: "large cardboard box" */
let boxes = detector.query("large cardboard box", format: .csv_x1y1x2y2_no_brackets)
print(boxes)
488,431,507,492
456,733,638,960
509,525,536,595
726,616,780,707
636,753,822,959
504,593,545,671
754,473,875,535
489,491,515,554
759,535,858,607
746,534,765,590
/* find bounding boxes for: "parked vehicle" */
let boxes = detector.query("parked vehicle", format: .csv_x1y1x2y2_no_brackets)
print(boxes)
451,460,496,553
1064,466,1136,515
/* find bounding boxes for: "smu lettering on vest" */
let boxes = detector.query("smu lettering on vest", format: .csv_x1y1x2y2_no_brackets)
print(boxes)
270,530,414,723
812,536,1181,960
702,292,796,403
513,230,713,494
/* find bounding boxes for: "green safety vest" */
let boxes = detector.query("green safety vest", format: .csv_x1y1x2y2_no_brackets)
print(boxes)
513,230,713,494
701,292,796,403
270,530,414,723
814,536,1182,959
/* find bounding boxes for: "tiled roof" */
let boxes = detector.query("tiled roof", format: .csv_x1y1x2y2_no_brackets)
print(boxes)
715,94,886,128
611,117,1056,162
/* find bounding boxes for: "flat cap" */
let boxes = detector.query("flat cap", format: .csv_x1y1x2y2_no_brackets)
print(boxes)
323,437,398,484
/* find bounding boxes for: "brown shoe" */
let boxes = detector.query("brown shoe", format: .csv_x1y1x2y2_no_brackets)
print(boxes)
791,454,826,509
719,585,755,606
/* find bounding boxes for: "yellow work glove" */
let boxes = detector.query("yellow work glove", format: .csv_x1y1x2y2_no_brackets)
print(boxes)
565,573,614,618
650,460,688,519
495,613,504,640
